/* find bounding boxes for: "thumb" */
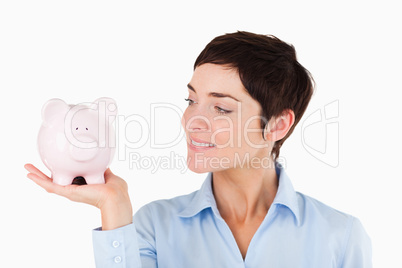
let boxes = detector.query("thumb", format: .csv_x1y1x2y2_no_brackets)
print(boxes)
104,167,113,175
104,168,115,182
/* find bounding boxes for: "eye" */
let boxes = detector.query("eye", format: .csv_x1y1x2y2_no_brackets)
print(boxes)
76,127,78,130
184,98,196,106
86,128,88,130
215,106,231,115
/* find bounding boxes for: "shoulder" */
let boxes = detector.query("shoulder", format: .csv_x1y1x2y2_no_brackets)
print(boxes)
296,191,354,227
295,191,360,245
296,192,372,262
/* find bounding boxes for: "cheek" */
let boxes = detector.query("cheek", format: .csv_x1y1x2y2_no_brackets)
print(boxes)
241,117,265,148
211,117,237,145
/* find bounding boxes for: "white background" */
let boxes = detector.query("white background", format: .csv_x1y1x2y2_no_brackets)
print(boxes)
1,0,400,267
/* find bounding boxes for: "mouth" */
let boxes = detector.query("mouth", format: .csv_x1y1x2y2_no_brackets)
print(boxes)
188,137,216,150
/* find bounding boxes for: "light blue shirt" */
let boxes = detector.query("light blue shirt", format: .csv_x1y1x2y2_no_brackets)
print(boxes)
92,162,372,267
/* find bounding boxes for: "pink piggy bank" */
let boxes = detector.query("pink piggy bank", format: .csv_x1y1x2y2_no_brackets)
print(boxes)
37,98,117,186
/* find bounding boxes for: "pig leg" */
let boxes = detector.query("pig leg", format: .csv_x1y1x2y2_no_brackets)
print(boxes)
52,173,74,186
84,173,105,185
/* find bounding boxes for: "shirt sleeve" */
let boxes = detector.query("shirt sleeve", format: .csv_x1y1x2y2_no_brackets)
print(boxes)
341,217,373,268
92,205,157,268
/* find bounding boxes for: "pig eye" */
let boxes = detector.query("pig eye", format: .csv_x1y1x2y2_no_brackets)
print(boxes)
76,127,78,130
86,128,88,130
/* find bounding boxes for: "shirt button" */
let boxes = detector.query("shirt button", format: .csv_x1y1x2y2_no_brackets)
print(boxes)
112,240,120,248
114,256,122,263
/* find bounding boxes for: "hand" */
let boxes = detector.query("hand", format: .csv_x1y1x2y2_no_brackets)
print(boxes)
25,163,133,230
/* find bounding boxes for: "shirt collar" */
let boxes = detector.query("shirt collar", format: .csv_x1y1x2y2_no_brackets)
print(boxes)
272,162,301,226
177,172,219,218
177,162,301,226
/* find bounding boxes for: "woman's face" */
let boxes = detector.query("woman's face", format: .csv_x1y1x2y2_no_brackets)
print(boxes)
181,63,273,173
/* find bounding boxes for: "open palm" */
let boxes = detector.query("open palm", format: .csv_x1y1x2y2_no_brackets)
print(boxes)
24,163,130,211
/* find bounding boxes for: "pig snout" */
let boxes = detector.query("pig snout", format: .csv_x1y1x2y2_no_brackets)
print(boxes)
69,135,99,162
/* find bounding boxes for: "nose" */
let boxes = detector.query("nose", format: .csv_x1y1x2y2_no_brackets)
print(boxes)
69,135,99,162
182,112,211,133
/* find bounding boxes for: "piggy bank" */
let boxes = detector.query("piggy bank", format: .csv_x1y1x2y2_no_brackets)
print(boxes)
37,98,117,186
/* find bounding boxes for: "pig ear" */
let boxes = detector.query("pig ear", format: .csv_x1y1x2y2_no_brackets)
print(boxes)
41,98,69,123
91,97,118,123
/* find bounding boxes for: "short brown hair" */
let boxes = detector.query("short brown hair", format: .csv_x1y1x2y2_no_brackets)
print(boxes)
194,31,315,161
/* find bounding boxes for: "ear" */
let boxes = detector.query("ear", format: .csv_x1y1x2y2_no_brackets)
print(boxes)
41,98,69,123
264,109,295,141
91,97,118,123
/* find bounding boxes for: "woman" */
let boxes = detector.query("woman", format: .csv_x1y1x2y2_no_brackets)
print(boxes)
25,31,372,267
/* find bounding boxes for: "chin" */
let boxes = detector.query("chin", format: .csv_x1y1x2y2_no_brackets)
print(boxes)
186,155,231,174
186,159,211,174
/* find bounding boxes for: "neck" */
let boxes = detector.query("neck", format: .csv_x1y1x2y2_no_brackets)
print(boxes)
212,161,278,223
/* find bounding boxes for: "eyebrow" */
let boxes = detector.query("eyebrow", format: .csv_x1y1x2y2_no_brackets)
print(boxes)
187,83,241,102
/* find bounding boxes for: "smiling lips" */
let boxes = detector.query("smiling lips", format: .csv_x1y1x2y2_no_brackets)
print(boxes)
188,137,216,151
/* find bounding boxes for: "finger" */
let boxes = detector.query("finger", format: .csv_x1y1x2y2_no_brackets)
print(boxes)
24,163,52,182
27,172,58,193
104,168,115,183
27,172,81,200
104,168,113,176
